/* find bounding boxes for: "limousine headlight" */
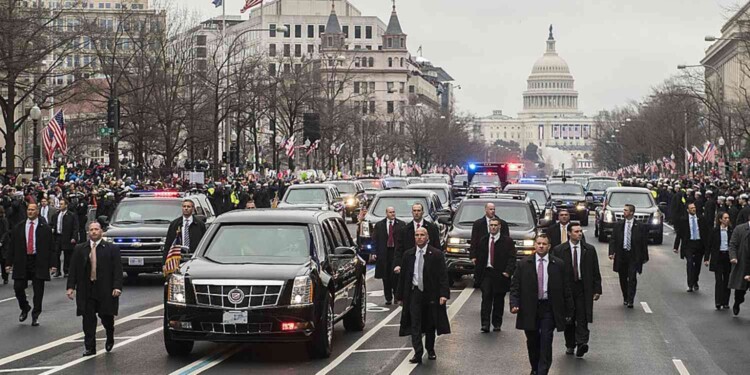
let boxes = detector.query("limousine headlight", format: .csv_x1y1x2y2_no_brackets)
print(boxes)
448,237,467,245
652,211,663,225
604,210,615,223
515,239,535,248
291,276,314,305
167,274,186,304
360,221,371,238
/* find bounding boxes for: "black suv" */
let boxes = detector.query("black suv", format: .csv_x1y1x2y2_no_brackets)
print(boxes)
504,183,555,228
277,184,346,220
595,187,664,244
546,182,590,226
329,180,367,222
444,194,539,284
585,177,619,210
101,191,215,279
164,210,367,358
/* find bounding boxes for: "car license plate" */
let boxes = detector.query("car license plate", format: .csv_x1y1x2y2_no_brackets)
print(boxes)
223,311,247,324
128,257,144,266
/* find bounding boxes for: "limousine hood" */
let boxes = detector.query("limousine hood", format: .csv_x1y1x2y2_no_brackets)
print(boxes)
182,258,312,281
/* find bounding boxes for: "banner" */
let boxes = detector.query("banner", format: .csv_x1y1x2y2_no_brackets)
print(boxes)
574,125,580,139
538,124,544,140
582,125,590,139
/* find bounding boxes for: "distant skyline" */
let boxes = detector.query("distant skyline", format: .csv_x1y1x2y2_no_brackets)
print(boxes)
183,0,740,118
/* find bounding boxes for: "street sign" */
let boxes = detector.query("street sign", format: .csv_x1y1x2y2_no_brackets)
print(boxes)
99,127,114,136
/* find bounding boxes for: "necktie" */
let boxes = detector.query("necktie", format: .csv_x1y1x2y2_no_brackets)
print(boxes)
690,216,698,240
537,258,545,300
416,222,421,230
489,236,495,267
573,245,580,281
90,242,97,281
561,225,567,243
625,222,632,250
417,249,424,291
387,221,394,248
27,221,35,255
183,221,190,249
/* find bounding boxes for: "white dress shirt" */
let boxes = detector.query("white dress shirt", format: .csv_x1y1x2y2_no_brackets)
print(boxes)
412,245,427,289
41,206,48,221
25,218,39,254
57,210,66,233
569,240,582,275
536,253,549,300
623,219,634,250
486,217,493,232
413,220,425,232
90,239,102,249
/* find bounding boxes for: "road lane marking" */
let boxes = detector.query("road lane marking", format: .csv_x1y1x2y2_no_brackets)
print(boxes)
0,304,162,368
133,316,164,320
641,302,653,314
316,307,403,375
0,367,57,373
39,327,163,375
366,268,375,280
170,345,245,375
0,297,17,304
391,287,475,375
383,324,400,327
70,336,137,342
353,348,411,353
672,359,690,375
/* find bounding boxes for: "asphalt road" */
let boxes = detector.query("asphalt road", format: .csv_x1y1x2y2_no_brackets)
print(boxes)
0,218,748,375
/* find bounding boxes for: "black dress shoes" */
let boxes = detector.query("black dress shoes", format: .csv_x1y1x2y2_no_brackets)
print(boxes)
733,303,740,316
385,300,392,306
694,284,699,291
105,337,114,352
722,305,730,310
19,307,30,322
493,326,502,332
83,348,96,357
687,287,694,293
576,344,589,358
623,300,628,306
566,347,575,355
408,355,422,364
627,303,634,309
480,326,490,333
31,316,39,326
427,350,436,360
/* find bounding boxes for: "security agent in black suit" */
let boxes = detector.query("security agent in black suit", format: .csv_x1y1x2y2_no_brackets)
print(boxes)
66,221,123,356
552,223,602,358
471,218,515,332
547,209,573,249
609,204,649,307
469,203,508,287
395,227,451,365
394,203,440,274
510,234,573,375
372,206,406,305
4,203,56,326
51,198,79,277
163,200,207,262
674,202,710,292
704,212,732,310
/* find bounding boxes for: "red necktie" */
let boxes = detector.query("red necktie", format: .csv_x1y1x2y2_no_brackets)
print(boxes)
387,221,394,248
27,221,35,255
416,222,421,229
489,236,495,267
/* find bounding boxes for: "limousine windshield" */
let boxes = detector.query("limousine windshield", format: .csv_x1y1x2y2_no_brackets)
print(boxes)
203,225,311,264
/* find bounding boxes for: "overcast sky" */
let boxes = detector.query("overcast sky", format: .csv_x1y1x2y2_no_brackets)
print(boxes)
184,0,740,118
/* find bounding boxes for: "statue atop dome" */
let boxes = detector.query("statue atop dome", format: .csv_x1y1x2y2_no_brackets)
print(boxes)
548,24,554,40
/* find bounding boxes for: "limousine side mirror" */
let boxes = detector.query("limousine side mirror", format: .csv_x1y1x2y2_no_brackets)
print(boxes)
438,215,452,226
97,215,109,230
332,246,356,257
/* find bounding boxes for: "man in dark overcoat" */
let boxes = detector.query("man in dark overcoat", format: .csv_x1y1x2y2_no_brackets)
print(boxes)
373,206,405,305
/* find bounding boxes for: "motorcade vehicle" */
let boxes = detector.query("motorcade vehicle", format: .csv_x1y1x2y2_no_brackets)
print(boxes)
357,190,450,261
444,193,540,285
585,177,619,209
452,174,469,197
328,180,368,222
546,181,590,226
277,184,346,220
421,173,451,184
101,190,215,279
382,177,409,189
406,183,454,213
504,183,555,229
356,177,384,203
163,210,367,359
595,187,664,244
406,177,425,185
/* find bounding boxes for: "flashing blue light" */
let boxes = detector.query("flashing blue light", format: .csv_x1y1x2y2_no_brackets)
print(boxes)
366,244,372,250
469,163,477,170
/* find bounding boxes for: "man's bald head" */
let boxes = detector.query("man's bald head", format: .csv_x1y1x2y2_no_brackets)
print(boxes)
385,206,396,220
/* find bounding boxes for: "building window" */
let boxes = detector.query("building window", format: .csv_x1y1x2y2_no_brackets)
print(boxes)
368,57,374,67
319,25,325,36
354,58,360,67
370,101,376,114
269,24,277,37
409,85,415,93
283,63,291,73
365,26,372,39
354,82,360,94
342,25,349,38
294,44,301,57
269,44,276,57
307,44,314,54
294,64,302,74
283,25,291,38
387,101,394,114
307,25,314,38
387,82,394,93
283,44,290,57
399,82,405,93
399,122,405,135
354,26,361,39
369,82,375,92
388,57,393,67
295,25,302,38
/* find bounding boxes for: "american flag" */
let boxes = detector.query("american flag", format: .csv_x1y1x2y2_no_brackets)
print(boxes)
285,135,296,158
240,0,262,13
48,110,67,155
163,228,182,276
42,125,57,164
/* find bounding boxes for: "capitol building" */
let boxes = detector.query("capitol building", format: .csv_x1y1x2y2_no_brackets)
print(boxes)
473,26,596,171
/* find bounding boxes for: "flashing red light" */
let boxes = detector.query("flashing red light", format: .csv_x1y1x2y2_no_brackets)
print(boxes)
153,192,181,197
281,322,297,331
508,163,522,172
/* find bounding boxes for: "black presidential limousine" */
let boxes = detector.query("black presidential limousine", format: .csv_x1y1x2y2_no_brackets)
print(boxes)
163,209,367,358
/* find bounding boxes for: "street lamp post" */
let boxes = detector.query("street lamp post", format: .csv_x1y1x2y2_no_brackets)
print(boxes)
29,105,42,179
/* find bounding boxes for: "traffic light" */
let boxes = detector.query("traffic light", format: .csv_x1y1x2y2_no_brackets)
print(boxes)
107,97,120,130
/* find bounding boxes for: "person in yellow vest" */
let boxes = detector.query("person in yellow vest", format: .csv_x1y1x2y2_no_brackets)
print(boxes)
59,165,66,182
